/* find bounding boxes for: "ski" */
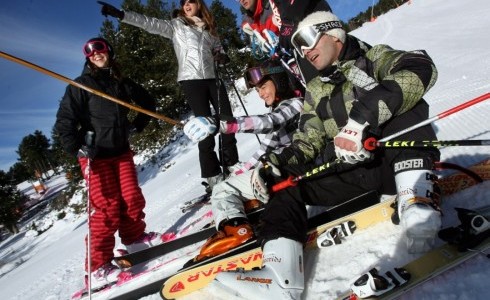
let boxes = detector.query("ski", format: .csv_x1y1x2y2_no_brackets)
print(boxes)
180,193,211,213
160,192,380,299
159,159,490,299
80,159,489,299
113,187,377,268
108,191,378,300
113,205,263,268
341,206,490,300
344,239,489,300
161,210,214,243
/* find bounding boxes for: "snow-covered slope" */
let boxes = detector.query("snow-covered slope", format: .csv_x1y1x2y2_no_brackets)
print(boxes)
0,0,489,299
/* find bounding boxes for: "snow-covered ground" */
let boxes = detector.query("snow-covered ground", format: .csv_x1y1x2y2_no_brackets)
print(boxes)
1,0,489,299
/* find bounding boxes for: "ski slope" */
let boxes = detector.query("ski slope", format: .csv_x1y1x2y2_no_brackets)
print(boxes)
0,0,489,299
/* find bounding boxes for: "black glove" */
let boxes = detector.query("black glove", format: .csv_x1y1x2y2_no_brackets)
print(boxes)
279,23,295,53
98,1,124,19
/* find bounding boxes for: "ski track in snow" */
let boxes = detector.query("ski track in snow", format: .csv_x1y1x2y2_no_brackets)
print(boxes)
1,0,490,299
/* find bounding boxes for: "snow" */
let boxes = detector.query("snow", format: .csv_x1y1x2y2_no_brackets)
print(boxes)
1,0,489,299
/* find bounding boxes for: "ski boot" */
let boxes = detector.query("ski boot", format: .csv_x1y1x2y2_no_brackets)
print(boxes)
395,167,441,253
124,231,163,253
213,237,304,300
194,217,254,262
88,262,123,290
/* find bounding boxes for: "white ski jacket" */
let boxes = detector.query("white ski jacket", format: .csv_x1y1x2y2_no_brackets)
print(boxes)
122,11,221,82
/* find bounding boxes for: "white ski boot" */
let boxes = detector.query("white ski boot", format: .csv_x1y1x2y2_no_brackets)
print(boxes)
212,237,304,300
396,168,441,253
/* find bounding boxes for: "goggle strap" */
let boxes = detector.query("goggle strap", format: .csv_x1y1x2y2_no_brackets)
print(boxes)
313,21,343,32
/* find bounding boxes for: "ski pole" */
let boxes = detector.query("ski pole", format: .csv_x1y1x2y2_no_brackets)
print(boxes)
0,51,182,127
379,92,490,142
271,159,342,193
271,92,490,192
223,66,261,144
84,131,94,299
278,56,306,88
364,139,490,151
223,66,251,116
214,60,227,180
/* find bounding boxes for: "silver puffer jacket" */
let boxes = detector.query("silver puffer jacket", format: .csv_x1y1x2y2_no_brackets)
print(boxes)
122,11,220,82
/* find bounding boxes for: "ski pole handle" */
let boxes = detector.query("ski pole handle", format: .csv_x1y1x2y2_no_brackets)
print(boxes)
364,138,490,151
85,131,95,146
271,175,299,193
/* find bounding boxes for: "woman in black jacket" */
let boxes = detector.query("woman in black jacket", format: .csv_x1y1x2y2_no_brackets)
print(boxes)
55,37,162,290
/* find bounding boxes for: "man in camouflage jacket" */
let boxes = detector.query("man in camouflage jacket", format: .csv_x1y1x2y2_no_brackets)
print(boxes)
213,11,442,300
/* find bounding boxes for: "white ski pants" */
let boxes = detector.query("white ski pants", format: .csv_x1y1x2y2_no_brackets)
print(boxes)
211,170,260,229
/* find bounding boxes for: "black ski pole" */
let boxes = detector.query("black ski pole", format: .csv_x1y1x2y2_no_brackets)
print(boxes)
364,139,490,150
223,66,261,144
278,56,306,88
214,61,227,180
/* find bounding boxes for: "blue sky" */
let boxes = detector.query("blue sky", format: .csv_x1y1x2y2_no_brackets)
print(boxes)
0,0,377,171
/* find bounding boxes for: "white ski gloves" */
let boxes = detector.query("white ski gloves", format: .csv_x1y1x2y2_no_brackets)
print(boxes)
183,116,218,143
334,118,372,164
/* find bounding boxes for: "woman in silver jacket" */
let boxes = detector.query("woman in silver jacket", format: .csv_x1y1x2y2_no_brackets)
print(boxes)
100,0,239,192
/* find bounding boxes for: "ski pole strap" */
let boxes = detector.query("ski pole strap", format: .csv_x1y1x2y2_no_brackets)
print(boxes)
364,137,490,151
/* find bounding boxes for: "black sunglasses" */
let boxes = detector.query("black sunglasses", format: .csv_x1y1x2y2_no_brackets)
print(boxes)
180,0,197,6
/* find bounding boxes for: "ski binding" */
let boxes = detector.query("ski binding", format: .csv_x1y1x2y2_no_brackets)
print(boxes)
317,220,356,248
350,267,410,298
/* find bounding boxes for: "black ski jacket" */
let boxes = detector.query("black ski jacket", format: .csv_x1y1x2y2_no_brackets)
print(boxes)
55,64,156,158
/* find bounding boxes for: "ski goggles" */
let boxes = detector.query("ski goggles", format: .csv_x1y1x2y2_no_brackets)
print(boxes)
180,0,196,6
245,65,284,89
83,40,109,57
291,21,343,58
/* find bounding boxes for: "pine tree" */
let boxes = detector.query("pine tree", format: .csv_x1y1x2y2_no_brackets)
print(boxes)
0,170,25,234
17,130,52,180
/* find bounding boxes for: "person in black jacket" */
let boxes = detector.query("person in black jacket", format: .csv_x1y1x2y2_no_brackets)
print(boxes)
55,37,163,290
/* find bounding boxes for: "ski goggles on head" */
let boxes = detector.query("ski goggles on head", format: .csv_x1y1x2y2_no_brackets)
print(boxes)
245,65,284,89
83,40,109,57
180,0,196,6
291,21,343,58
